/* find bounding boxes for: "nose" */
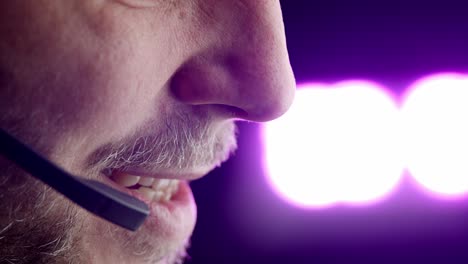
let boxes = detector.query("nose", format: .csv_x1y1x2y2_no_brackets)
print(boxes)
170,0,295,122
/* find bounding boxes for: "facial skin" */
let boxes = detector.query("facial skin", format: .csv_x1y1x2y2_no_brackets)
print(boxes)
0,0,295,263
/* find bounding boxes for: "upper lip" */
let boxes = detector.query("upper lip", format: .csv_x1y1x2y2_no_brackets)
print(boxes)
109,167,210,181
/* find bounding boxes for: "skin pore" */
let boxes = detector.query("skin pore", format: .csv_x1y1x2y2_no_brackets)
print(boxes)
0,1,295,263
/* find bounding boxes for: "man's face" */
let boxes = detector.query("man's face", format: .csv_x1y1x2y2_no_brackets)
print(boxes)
0,0,294,263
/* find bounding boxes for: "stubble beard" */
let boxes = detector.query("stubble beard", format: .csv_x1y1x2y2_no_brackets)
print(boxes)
0,108,238,264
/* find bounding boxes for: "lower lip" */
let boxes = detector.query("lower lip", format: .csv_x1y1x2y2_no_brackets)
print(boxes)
102,176,196,233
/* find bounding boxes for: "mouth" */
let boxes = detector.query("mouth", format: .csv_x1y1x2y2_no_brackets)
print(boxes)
108,171,182,203
94,169,198,259
99,169,198,246
101,170,197,206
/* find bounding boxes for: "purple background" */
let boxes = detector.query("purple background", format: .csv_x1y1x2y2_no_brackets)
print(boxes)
188,1,468,263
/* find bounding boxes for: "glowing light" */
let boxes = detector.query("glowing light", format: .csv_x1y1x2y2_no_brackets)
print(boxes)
402,73,468,197
263,81,403,208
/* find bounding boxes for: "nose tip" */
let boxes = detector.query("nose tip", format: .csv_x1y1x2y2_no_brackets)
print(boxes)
170,0,296,122
252,82,296,122
170,52,296,122
235,61,296,122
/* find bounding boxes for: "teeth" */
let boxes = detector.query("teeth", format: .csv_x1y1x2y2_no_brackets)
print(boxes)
163,192,171,201
152,179,171,189
138,177,154,187
109,172,180,202
135,181,178,202
136,187,156,201
154,190,164,201
150,179,179,202
168,180,179,193
112,173,140,187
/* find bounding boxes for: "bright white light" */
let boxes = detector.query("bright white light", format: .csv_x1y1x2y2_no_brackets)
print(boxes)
402,73,468,197
263,81,403,208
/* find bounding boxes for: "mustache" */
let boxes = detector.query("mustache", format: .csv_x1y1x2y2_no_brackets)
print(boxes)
87,109,238,174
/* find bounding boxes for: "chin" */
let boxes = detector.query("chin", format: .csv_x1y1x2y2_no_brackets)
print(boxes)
78,213,194,264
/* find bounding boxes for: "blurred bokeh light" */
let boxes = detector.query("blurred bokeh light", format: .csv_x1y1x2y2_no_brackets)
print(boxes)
189,1,468,262
402,73,468,197
262,73,468,208
262,81,403,207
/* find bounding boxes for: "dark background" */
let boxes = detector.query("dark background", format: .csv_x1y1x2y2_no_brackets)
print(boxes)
189,1,468,263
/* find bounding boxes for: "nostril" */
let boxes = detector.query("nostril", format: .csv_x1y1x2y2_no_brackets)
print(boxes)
170,36,296,123
199,104,248,120
240,82,296,122
169,59,250,120
221,104,249,120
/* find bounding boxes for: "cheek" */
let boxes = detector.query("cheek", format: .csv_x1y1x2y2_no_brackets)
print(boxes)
47,58,162,171
66,58,159,142
70,15,177,140
14,2,185,165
